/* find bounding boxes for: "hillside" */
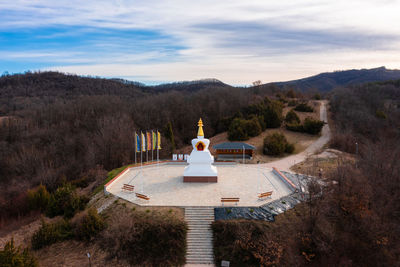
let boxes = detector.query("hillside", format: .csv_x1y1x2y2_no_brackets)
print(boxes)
0,71,150,98
151,78,232,92
271,66,400,92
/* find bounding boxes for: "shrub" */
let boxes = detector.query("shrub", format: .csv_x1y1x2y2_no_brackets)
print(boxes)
303,117,324,135
329,132,358,153
73,208,106,241
294,103,314,112
46,183,88,218
256,115,267,131
27,184,50,212
314,93,321,100
286,118,324,135
285,110,300,124
0,238,38,267
285,122,304,132
263,99,283,128
263,133,294,156
375,110,387,119
70,176,90,188
286,89,296,98
31,219,73,250
212,220,283,266
101,210,187,266
288,100,297,107
244,117,262,137
228,118,248,141
228,117,262,141
285,143,295,154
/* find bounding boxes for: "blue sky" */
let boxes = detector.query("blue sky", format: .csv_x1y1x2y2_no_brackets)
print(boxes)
1,0,400,85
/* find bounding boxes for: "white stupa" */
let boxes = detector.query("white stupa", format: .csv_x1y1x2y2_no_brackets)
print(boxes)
183,118,218,182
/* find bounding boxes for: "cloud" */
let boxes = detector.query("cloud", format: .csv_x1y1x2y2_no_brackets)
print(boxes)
191,21,399,56
1,0,400,84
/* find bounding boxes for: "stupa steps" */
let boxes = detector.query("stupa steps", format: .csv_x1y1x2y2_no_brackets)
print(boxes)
187,240,213,244
186,216,213,219
184,206,215,265
187,233,213,238
187,250,213,254
186,221,214,225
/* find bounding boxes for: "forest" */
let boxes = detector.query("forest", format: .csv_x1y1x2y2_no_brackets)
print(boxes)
298,80,400,265
1,71,399,266
213,80,400,266
0,71,283,225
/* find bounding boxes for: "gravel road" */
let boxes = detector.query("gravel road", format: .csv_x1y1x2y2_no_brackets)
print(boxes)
261,100,331,171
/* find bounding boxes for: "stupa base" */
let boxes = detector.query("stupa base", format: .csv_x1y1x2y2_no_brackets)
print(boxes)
183,176,218,183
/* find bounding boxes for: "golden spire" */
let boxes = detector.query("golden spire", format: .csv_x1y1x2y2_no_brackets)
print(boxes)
197,118,204,137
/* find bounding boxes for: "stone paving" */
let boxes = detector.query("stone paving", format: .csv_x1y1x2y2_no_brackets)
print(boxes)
107,163,292,207
214,173,312,221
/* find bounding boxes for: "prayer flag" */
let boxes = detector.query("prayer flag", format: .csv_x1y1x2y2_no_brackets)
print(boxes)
157,131,162,150
141,132,146,152
136,132,140,152
147,132,152,151
152,131,156,150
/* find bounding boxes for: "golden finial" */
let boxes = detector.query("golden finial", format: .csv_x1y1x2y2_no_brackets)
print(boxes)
197,118,204,137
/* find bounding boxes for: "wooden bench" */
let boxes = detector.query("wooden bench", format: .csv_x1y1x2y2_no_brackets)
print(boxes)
135,193,150,200
258,191,273,199
221,197,240,206
122,184,134,192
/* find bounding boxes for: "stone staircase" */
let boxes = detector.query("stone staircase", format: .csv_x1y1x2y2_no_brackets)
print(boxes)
185,207,215,265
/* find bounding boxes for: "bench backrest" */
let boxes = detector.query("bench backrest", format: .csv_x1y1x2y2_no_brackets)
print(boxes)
136,193,149,199
259,191,272,197
221,198,239,201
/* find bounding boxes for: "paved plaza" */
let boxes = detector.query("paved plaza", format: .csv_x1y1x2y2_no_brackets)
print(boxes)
107,163,293,207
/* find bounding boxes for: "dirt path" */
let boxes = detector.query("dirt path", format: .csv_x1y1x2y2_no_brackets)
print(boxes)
261,100,331,171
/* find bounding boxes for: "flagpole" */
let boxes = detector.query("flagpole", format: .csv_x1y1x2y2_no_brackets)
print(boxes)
146,131,149,163
134,132,137,165
151,130,154,162
157,129,159,165
140,131,143,193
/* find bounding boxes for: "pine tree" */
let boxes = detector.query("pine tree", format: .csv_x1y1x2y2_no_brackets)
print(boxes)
164,122,176,151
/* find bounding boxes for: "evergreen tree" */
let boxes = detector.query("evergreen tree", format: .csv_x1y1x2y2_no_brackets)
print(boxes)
164,122,176,151
285,109,300,124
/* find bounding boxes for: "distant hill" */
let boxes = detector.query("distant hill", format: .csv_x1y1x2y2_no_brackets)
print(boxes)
271,67,400,92
151,78,232,92
0,71,148,98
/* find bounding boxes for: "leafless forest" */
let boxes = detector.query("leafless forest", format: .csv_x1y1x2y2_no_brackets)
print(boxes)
0,72,281,224
1,72,399,265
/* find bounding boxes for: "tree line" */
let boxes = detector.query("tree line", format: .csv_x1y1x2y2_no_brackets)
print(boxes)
0,71,284,224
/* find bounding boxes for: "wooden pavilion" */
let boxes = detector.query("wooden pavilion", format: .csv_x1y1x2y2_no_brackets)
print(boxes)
212,142,255,160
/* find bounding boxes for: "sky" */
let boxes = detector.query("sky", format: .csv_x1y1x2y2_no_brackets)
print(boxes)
1,0,400,85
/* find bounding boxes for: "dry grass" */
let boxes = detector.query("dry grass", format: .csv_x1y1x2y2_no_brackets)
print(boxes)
0,215,60,249
1,188,185,266
33,240,129,267
30,196,184,266
177,128,318,164
290,149,356,177
177,100,321,164
213,203,308,266
103,197,185,220
283,100,321,121
245,128,318,164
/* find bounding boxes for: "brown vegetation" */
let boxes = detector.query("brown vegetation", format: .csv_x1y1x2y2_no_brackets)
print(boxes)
214,80,400,266
100,204,187,266
0,71,285,225
213,220,284,266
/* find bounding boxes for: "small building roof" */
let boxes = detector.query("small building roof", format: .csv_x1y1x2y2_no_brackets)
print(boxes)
213,142,256,150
